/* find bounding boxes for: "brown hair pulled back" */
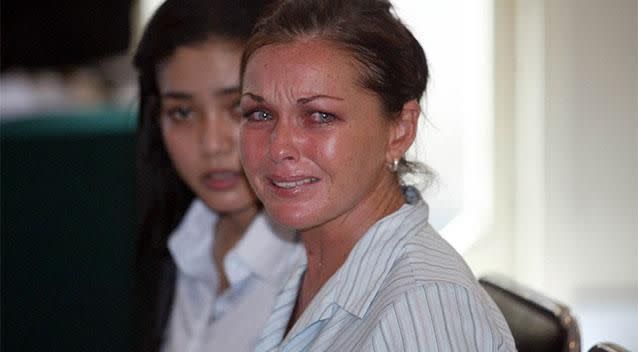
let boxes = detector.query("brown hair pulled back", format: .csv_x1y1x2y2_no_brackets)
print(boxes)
241,0,429,114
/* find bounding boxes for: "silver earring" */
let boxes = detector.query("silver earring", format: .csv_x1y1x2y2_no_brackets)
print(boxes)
391,159,399,172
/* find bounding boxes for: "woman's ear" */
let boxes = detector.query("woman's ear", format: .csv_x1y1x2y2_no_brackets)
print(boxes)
386,99,420,162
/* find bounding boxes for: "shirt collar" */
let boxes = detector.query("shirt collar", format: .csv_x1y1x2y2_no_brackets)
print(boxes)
167,199,217,280
168,199,299,285
225,212,298,284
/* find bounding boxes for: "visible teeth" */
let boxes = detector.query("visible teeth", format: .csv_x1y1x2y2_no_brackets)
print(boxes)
273,178,318,189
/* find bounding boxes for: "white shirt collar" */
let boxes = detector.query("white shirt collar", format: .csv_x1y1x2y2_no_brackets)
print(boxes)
168,200,217,281
228,213,298,284
167,199,298,285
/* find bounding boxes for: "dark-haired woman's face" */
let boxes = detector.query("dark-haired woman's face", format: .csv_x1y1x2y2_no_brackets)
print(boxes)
159,40,258,215
239,39,402,231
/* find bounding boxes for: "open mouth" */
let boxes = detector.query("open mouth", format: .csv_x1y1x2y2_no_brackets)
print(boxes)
271,177,320,189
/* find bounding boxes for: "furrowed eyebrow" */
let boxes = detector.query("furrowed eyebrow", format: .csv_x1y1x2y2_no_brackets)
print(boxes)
240,92,265,103
239,93,344,104
297,95,344,104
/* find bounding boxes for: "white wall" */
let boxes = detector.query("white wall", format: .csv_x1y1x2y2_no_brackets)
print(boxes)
394,0,496,251
543,0,637,295
543,1,637,348
467,0,637,349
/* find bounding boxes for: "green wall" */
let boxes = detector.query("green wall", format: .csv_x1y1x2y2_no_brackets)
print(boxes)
1,109,137,351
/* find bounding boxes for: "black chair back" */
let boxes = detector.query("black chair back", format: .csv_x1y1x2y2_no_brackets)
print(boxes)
588,342,631,352
479,275,580,352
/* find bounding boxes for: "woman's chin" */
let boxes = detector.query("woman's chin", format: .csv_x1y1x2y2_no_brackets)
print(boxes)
264,205,320,232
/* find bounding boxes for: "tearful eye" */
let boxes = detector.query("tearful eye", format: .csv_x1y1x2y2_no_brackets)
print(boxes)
311,111,336,124
244,110,273,122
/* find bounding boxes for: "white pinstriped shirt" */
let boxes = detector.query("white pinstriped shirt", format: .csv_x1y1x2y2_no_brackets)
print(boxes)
255,200,516,352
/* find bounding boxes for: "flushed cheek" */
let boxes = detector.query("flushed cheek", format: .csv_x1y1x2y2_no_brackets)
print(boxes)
309,129,365,181
311,133,338,162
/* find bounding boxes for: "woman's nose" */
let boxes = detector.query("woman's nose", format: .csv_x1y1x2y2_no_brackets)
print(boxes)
269,118,300,163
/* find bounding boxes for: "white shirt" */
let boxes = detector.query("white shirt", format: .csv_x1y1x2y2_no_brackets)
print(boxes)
255,200,516,352
161,200,300,352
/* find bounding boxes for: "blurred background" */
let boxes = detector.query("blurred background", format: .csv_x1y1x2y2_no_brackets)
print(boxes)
1,0,636,351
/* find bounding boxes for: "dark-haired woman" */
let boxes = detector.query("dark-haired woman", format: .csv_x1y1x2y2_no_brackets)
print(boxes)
238,0,516,351
133,1,299,351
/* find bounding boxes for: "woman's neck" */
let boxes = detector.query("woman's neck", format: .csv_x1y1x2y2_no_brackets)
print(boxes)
290,181,405,326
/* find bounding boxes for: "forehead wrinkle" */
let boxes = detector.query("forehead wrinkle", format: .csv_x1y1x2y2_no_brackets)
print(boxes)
244,41,358,108
280,64,339,105
253,65,316,107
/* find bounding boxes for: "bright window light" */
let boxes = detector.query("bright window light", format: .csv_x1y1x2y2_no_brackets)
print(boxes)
138,0,164,28
393,0,494,253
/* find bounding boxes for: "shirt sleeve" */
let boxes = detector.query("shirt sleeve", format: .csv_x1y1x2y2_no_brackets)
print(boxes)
367,282,516,352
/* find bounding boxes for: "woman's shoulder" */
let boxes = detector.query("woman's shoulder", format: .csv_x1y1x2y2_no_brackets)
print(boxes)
371,223,476,297
365,223,516,351
363,200,478,293
403,224,477,288
363,277,516,352
372,201,477,289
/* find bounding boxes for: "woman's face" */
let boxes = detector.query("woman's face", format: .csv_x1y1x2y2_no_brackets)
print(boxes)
158,39,257,214
239,39,404,231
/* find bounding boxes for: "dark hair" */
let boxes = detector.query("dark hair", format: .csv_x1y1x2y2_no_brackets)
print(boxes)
240,0,430,176
132,2,270,347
